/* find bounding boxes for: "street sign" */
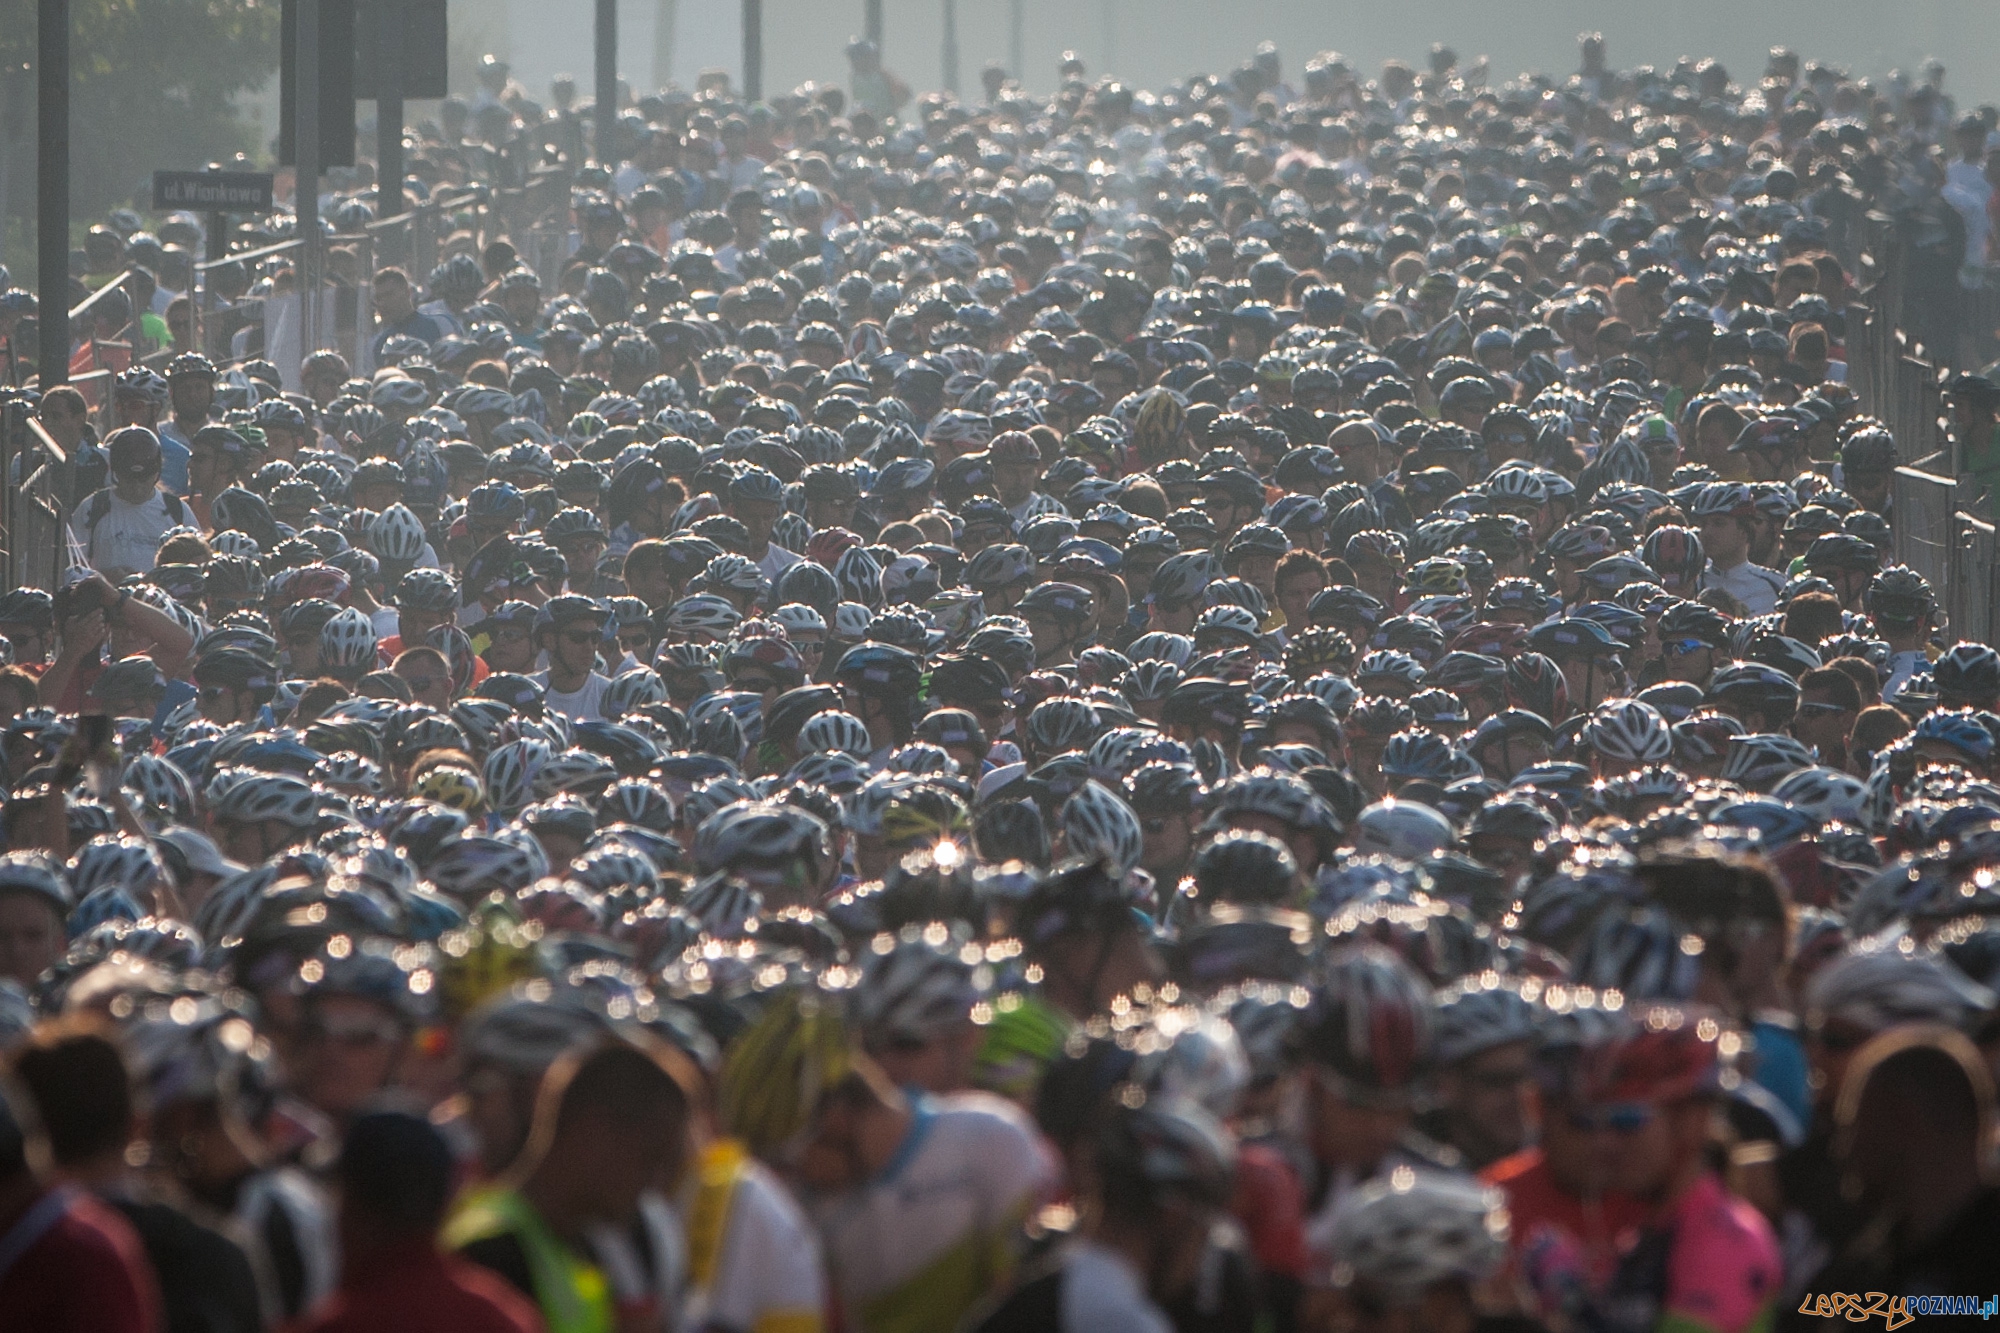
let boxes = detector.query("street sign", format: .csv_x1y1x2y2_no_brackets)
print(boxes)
152,170,276,213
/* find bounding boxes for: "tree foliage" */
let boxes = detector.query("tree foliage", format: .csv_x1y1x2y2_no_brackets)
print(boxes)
2,0,279,221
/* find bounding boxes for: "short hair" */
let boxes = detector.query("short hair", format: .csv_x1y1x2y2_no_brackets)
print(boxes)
391,646,449,676
339,1110,455,1233
291,677,352,726
1275,549,1328,588
1798,666,1862,712
373,266,412,289
1850,704,1912,757
1825,655,1880,703
37,386,87,419
623,539,671,585
1781,593,1844,647
535,1039,692,1156
11,1020,134,1166
0,666,40,713
157,533,213,565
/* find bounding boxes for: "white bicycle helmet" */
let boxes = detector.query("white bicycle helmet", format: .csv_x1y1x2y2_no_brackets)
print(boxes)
1328,1172,1510,1298
772,603,828,639
1582,699,1673,764
798,710,873,761
1771,766,1868,825
1721,732,1817,792
319,607,379,673
1062,779,1144,876
603,668,669,719
368,504,428,563
1349,799,1455,860
533,748,621,801
484,738,553,816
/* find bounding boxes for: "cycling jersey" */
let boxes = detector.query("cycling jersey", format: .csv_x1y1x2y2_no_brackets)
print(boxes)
681,1138,825,1333
1482,1147,1650,1326
809,1091,1055,1333
1591,1171,1780,1333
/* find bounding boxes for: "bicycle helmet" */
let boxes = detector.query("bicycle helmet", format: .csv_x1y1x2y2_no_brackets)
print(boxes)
1581,700,1673,764
1299,944,1435,1103
1326,1172,1509,1299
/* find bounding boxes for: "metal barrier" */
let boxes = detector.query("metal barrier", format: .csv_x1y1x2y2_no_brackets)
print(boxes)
1950,511,1998,648
0,402,72,594
1891,466,1959,601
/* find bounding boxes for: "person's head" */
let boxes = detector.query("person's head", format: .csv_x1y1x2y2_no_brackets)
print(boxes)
105,425,164,502
335,1110,457,1254
1835,1029,1995,1218
372,266,416,321
1577,1005,1727,1202
1792,665,1861,760
193,646,278,726
1301,947,1434,1177
1327,1173,1511,1333
0,854,69,989
391,646,453,710
1274,549,1329,629
479,601,539,674
536,597,610,680
521,1038,693,1225
10,1018,136,1171
35,386,87,445
1431,983,1538,1168
1847,703,1911,774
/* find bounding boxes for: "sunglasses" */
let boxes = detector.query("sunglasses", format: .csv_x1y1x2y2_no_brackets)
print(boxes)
560,628,601,645
1568,1102,1657,1134
402,675,446,692
1794,701,1851,718
198,685,235,702
1662,638,1709,657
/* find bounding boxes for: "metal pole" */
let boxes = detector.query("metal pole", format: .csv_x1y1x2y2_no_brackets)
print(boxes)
36,0,69,387
743,0,762,101
297,0,321,356
941,0,958,95
1009,0,1023,90
376,0,404,220
595,0,617,168
865,0,883,49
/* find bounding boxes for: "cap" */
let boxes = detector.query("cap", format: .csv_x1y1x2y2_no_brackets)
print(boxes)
106,426,164,480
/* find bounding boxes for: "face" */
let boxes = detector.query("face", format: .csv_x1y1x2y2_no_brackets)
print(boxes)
397,607,450,644
1591,1097,1697,1199
869,1025,981,1096
0,622,51,667
0,893,63,988
1442,1041,1535,1162
395,659,454,709
731,498,779,546
374,276,415,322
298,994,407,1119
551,621,604,675
1697,514,1750,566
1277,571,1327,629
992,459,1038,501
1660,637,1713,684
1793,689,1856,757
197,682,252,726
169,376,214,421
1307,1071,1411,1174
482,620,535,673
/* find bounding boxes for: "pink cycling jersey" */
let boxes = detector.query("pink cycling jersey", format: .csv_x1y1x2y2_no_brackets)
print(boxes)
1655,1172,1781,1333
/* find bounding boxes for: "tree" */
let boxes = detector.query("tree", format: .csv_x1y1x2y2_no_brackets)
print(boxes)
1,0,278,278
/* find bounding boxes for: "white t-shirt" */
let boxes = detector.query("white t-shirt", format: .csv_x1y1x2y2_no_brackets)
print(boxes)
1059,1239,1174,1333
69,488,182,578
756,543,804,583
1701,559,1786,617
809,1092,1055,1330
532,669,610,722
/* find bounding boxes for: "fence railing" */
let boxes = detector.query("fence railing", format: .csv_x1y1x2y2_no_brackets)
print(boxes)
1949,511,1998,648
1891,465,1958,600
0,401,72,595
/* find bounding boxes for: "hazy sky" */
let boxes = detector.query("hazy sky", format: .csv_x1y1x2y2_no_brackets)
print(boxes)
457,0,2000,107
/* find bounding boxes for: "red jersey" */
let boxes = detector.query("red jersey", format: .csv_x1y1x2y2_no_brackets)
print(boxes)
0,1186,164,1333
1481,1147,1649,1318
284,1244,544,1333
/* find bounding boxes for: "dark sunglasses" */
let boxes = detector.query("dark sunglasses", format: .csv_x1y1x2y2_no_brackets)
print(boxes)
1794,701,1851,718
198,685,235,702
1661,637,1709,657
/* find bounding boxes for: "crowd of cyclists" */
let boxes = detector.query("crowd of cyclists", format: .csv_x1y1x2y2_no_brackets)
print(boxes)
2,27,2000,1333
